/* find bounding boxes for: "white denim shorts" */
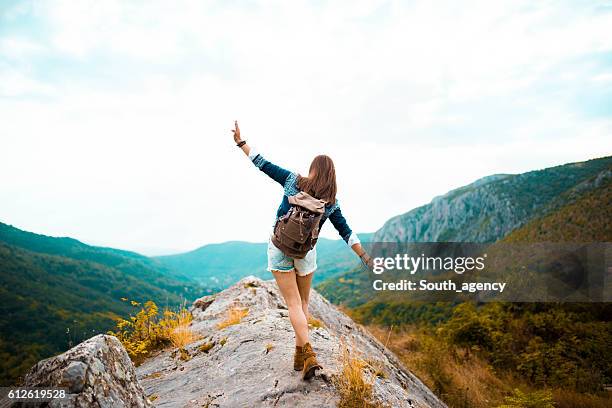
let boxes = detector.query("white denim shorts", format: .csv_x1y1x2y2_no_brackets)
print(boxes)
267,233,317,277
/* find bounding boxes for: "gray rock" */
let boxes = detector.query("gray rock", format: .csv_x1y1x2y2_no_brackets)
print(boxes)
24,334,152,408
137,276,446,408
62,361,87,393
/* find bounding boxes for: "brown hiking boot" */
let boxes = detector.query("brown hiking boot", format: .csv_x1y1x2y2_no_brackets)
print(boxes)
301,342,322,380
294,345,304,371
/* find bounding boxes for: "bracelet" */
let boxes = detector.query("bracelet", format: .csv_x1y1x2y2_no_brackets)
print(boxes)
236,140,246,148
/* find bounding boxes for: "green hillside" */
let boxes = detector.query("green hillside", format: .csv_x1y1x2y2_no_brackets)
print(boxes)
0,222,208,385
156,241,267,288
156,233,373,288
374,156,612,243
504,179,611,243
350,181,612,406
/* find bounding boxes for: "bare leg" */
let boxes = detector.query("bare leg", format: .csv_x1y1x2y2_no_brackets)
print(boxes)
296,273,313,321
272,270,309,347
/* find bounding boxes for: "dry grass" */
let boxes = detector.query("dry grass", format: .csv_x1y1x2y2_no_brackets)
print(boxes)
365,358,388,379
168,309,200,349
552,389,612,408
368,324,612,408
334,344,386,408
367,325,512,408
307,316,324,328
145,371,162,379
178,348,191,361
265,343,274,354
199,341,215,353
216,306,249,330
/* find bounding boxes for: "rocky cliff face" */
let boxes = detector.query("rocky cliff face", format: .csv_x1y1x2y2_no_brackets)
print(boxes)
374,157,612,243
24,276,445,408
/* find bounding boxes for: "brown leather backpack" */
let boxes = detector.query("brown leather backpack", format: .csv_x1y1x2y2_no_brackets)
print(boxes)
271,191,326,259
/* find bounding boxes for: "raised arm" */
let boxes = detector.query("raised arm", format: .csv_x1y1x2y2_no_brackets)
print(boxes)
233,120,251,156
328,205,373,267
232,120,292,186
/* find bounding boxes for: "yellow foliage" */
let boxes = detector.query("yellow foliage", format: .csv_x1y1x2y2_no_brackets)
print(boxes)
334,344,386,408
307,316,324,328
216,306,249,330
167,309,199,349
199,341,215,353
108,300,198,364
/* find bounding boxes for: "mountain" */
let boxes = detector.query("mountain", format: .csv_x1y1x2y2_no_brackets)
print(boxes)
374,156,612,243
0,222,207,385
318,156,612,307
23,276,446,408
316,157,612,406
341,176,612,321
156,233,373,288
155,241,267,288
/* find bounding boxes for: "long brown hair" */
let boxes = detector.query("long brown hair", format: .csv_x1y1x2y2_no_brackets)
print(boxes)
297,155,337,205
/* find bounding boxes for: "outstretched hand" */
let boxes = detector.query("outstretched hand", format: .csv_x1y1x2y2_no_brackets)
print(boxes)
231,120,242,143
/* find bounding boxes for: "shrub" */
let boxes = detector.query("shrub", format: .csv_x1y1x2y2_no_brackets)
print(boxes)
108,300,197,364
497,388,554,408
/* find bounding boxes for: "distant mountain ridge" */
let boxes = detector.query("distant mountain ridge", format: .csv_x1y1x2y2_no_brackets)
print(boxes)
156,241,267,289
155,233,374,288
374,156,612,243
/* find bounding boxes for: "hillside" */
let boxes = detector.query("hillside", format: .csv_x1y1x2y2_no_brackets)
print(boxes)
374,156,612,243
317,158,612,407
0,222,207,386
503,178,611,243
319,156,612,307
350,181,612,407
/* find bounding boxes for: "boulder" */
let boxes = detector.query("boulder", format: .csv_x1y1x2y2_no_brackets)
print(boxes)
24,334,151,408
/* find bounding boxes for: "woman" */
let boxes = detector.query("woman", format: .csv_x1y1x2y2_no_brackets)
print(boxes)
231,120,373,380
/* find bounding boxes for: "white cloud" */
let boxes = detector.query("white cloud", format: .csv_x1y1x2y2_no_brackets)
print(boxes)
0,0,611,253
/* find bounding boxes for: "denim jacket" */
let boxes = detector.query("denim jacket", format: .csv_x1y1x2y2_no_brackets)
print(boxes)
248,148,360,247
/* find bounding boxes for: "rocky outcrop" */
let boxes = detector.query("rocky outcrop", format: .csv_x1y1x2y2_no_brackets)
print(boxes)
136,276,445,408
23,334,152,407
23,277,445,407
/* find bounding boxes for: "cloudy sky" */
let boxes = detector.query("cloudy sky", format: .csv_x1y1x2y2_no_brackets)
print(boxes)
1,0,611,255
